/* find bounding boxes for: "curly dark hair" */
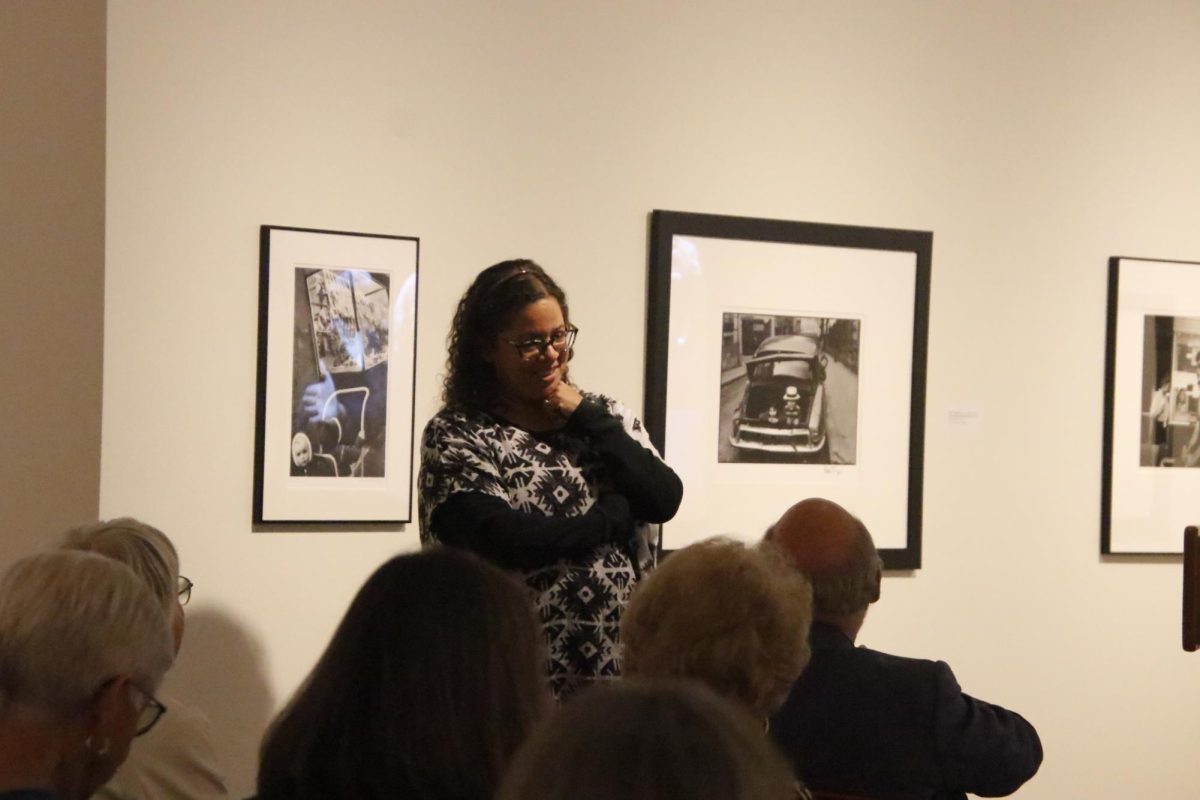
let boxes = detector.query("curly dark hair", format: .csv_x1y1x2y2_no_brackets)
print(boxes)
442,259,570,411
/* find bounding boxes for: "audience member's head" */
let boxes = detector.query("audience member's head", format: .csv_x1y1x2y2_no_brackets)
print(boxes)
621,537,812,718
62,517,187,654
0,550,174,799
498,679,798,800
764,498,882,625
256,546,549,800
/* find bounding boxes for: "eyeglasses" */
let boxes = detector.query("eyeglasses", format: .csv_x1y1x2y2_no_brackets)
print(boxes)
128,683,168,737
177,575,193,606
506,326,578,360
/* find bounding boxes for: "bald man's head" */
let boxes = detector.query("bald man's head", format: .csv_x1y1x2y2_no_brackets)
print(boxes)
765,498,881,617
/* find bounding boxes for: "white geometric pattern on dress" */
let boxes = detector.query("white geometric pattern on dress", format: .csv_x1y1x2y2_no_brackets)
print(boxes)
418,394,656,698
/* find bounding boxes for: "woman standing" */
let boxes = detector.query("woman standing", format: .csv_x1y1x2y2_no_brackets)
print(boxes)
419,259,682,698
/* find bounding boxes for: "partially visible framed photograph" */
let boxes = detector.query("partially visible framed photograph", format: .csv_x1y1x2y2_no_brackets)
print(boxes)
645,211,930,568
1102,256,1200,554
254,225,419,523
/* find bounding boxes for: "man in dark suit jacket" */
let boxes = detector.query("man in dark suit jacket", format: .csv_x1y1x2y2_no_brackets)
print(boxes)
764,499,1042,800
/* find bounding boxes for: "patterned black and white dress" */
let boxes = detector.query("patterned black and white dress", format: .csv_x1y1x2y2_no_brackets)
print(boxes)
418,392,682,698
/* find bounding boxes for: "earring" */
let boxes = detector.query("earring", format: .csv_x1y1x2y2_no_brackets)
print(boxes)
84,735,111,756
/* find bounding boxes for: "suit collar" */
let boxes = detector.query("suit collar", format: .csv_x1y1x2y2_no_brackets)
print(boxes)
809,620,855,650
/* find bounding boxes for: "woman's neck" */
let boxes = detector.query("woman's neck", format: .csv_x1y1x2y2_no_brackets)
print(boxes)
494,395,564,432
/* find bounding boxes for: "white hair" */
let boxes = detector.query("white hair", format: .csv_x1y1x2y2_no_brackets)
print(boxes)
0,550,174,719
62,517,180,615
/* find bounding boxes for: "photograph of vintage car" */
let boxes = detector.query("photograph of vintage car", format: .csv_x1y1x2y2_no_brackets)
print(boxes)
718,312,859,464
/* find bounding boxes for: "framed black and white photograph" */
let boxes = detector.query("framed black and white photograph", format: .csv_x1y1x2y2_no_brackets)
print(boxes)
1102,256,1200,554
645,211,930,568
254,225,419,523
717,311,860,465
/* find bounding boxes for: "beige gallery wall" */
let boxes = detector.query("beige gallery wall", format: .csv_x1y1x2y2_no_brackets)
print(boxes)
100,1,1200,797
0,1,105,556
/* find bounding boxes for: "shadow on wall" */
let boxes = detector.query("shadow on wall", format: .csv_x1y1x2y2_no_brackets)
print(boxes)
166,608,275,798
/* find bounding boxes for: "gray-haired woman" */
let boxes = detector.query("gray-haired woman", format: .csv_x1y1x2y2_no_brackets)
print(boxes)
62,517,228,800
0,550,174,800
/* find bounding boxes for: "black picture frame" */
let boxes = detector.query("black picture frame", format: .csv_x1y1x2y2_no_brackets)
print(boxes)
1184,526,1199,652
1101,256,1200,554
644,210,930,569
254,225,419,524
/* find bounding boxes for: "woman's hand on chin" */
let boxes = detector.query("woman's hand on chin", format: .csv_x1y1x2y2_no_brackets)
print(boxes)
543,377,583,418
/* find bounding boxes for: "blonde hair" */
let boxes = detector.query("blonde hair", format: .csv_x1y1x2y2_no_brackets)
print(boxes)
0,551,173,718
621,537,813,717
62,517,179,614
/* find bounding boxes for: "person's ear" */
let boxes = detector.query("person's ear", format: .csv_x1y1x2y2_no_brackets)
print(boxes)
86,676,132,743
869,566,881,604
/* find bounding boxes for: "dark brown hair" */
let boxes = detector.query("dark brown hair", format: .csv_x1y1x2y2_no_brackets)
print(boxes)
256,547,548,800
442,259,570,411
498,679,798,800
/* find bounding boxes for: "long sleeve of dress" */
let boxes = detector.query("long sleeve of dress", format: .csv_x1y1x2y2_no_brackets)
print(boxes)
418,403,655,697
565,396,682,523
430,490,634,570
